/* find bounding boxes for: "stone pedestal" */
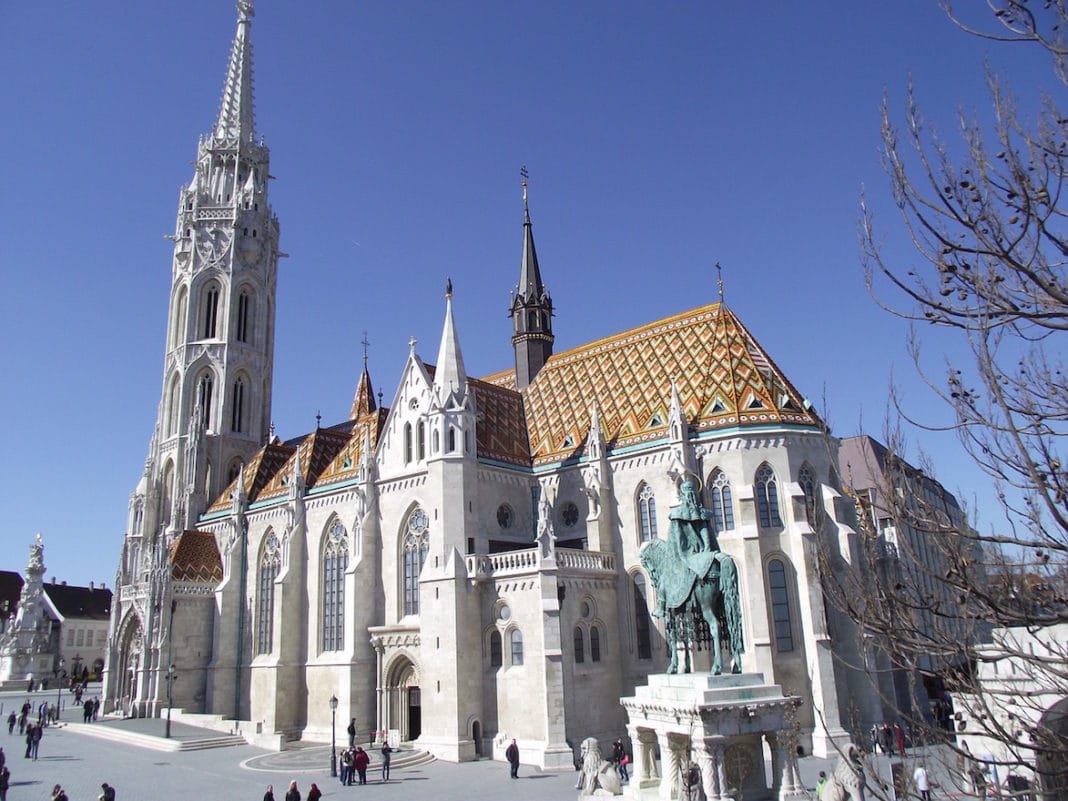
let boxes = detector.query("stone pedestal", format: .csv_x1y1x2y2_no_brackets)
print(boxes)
621,673,807,801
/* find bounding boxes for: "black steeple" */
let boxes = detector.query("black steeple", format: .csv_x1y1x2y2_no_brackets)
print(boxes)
510,170,554,389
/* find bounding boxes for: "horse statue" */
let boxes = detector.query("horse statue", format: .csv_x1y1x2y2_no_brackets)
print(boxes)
639,480,744,675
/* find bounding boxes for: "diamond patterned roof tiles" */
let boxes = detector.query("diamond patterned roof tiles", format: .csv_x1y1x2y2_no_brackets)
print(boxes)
169,530,223,584
482,302,819,466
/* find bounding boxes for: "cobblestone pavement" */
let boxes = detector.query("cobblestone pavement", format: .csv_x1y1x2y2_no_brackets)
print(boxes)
4,688,971,801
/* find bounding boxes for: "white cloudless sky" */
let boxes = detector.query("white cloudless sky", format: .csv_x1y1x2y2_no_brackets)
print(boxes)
0,1,1052,584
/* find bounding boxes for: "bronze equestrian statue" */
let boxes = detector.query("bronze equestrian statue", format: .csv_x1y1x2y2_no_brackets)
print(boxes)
639,480,744,675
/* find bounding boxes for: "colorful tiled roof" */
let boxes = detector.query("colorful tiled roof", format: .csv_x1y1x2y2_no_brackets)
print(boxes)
470,378,530,466
208,440,296,513
256,422,355,503
169,530,223,584
481,302,819,466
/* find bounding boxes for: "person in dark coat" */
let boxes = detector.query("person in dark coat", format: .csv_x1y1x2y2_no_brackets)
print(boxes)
353,747,370,785
284,781,300,801
506,739,520,779
262,786,275,801
381,742,394,782
347,718,356,748
0,764,10,801
306,783,322,801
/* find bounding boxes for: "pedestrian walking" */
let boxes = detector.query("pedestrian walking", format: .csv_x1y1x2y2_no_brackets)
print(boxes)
340,747,352,785
353,747,369,785
347,718,356,748
816,771,828,800
381,742,394,782
262,785,275,801
506,739,520,779
30,723,41,760
51,785,68,801
0,764,9,801
23,723,34,759
99,781,115,801
612,738,629,783
913,763,931,801
5,713,14,735
307,783,322,801
894,722,906,757
284,780,300,801
0,747,5,771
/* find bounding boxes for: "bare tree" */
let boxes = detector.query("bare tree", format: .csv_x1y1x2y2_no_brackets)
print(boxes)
825,1,1068,797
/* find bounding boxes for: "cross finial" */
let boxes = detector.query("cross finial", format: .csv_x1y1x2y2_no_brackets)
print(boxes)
237,0,254,23
520,165,529,210
360,330,371,369
408,336,417,354
316,410,322,429
716,261,725,303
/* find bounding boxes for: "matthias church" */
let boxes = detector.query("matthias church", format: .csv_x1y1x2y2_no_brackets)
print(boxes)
104,1,878,766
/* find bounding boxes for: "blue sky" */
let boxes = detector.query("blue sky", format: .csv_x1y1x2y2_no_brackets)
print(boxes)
0,2,1052,585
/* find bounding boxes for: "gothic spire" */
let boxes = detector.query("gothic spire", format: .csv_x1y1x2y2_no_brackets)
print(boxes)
215,0,257,142
433,277,467,404
510,169,554,389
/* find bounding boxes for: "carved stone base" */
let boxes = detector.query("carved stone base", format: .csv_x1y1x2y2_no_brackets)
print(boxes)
621,673,803,801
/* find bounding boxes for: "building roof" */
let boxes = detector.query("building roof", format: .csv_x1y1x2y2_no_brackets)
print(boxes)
483,302,819,465
42,582,112,621
0,570,23,625
169,530,223,583
200,301,819,511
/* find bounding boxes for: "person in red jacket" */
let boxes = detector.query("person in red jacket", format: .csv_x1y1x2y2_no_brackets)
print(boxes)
353,747,370,785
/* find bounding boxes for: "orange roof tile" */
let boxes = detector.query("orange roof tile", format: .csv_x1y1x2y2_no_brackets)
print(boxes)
169,530,223,584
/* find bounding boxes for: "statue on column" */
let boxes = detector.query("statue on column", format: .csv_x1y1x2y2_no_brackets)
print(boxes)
639,479,744,674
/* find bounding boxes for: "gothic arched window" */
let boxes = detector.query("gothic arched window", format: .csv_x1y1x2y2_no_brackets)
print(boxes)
510,629,524,666
165,374,180,437
799,463,820,528
448,426,457,453
768,558,794,652
708,469,735,532
417,422,426,460
321,519,348,651
404,423,413,464
201,284,220,339
574,627,585,664
633,574,652,660
231,377,246,433
197,372,214,430
590,626,602,662
236,289,252,343
755,463,783,528
403,508,430,616
637,483,658,542
490,630,502,668
257,531,280,655
171,285,188,349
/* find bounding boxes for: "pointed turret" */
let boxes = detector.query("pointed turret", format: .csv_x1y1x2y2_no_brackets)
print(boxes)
433,278,468,405
350,366,377,419
510,173,554,389
215,0,257,143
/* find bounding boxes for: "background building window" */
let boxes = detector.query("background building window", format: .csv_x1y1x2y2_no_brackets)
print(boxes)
510,629,524,666
257,532,280,654
490,631,502,667
799,463,820,527
574,626,585,664
756,464,783,527
590,626,601,662
322,520,348,651
768,558,794,652
708,469,735,531
633,574,652,660
403,508,430,616
638,483,658,542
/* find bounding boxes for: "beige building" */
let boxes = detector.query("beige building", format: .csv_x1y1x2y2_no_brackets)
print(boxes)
104,2,879,765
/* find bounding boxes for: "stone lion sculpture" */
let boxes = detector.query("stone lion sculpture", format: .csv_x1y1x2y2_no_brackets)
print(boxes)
578,737,622,797
822,743,866,801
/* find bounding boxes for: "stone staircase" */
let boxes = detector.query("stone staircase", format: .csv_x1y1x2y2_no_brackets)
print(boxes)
65,720,246,752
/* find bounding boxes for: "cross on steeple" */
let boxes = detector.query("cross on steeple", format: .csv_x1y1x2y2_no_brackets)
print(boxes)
716,261,725,303
360,330,371,369
521,165,529,210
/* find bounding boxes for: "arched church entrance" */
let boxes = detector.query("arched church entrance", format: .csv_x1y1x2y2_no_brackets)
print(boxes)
472,720,482,756
1038,697,1068,801
115,615,144,717
384,655,421,742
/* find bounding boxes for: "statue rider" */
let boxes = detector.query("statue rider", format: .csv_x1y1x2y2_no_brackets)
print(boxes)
651,479,721,620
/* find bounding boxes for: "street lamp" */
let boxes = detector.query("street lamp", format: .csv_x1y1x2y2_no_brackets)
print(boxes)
55,658,64,721
164,599,177,739
329,694,339,777
165,664,177,738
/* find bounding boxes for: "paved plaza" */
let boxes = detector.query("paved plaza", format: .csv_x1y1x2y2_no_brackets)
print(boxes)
0,687,972,801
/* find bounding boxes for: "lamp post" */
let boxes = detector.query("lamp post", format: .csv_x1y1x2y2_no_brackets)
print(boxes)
55,658,64,721
329,694,339,777
164,599,176,738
